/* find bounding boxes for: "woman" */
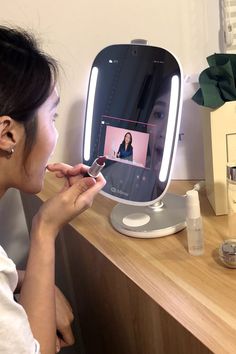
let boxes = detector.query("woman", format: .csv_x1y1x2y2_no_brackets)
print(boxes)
0,26,105,353
116,132,133,161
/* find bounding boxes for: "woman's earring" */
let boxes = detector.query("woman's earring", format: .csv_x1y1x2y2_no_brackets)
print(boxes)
7,147,14,158
0,146,15,158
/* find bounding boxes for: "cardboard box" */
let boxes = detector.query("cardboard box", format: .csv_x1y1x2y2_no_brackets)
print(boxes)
202,101,236,215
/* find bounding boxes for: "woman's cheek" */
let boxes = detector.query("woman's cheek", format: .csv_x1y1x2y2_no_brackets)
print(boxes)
50,127,59,157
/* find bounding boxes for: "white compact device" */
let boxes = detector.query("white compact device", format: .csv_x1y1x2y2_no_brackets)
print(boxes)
83,41,185,238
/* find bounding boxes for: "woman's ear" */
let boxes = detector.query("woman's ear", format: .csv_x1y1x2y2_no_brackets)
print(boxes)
0,116,19,153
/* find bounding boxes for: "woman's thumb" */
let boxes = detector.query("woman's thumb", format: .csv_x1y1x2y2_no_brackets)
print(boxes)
66,177,96,197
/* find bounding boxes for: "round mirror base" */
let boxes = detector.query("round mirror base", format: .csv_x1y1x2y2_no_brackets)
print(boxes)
110,193,186,238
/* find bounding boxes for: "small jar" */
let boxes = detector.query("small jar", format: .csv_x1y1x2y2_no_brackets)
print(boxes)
218,164,236,267
219,239,236,268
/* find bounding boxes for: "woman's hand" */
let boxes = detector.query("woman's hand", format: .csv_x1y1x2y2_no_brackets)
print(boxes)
47,162,88,188
55,287,74,353
32,163,106,238
15,271,75,353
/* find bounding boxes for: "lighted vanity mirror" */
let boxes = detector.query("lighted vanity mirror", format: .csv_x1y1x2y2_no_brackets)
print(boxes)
83,43,185,238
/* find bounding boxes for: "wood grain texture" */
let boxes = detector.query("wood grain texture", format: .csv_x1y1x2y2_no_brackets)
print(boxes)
63,224,211,354
36,173,236,354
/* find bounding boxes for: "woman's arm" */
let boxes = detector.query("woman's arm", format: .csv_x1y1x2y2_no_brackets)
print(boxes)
19,230,56,354
19,168,105,354
16,270,75,352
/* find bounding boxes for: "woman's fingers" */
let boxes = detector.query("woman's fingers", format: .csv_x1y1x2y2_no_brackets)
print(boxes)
57,326,75,348
47,162,105,190
66,164,89,176
47,162,73,175
56,336,61,353
47,162,88,177
55,287,75,349
59,175,105,217
33,166,106,238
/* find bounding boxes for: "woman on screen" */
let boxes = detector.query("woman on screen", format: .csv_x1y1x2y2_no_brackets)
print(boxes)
116,132,133,161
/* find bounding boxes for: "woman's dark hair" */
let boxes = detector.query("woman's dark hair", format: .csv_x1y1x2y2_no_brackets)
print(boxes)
0,26,58,158
121,132,132,150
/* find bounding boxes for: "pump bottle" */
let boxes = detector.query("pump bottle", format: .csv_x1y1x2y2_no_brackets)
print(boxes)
186,189,204,256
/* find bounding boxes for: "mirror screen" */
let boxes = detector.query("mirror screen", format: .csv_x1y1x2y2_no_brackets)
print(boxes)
83,44,181,204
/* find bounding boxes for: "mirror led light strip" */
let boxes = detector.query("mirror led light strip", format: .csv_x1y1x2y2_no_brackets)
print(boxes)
84,67,98,161
159,75,180,182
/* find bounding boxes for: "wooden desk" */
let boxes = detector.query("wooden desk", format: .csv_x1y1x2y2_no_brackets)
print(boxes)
33,174,236,354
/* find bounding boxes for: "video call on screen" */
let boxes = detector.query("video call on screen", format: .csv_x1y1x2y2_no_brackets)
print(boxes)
98,115,154,169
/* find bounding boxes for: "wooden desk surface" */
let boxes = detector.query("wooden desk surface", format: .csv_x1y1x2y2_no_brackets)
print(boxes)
38,173,236,354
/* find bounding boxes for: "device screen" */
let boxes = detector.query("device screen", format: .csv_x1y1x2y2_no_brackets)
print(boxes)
83,44,181,203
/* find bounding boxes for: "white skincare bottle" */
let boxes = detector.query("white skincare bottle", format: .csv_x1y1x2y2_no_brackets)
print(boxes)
227,163,236,237
186,189,204,256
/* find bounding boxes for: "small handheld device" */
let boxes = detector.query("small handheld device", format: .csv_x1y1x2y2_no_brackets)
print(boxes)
84,156,106,178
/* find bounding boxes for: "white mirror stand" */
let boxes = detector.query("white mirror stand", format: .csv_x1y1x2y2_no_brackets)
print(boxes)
110,193,186,238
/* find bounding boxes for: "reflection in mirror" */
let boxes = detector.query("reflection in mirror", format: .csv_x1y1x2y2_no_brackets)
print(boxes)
83,44,185,238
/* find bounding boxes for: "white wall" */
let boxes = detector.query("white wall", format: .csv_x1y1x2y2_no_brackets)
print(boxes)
0,0,220,260
0,0,220,172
